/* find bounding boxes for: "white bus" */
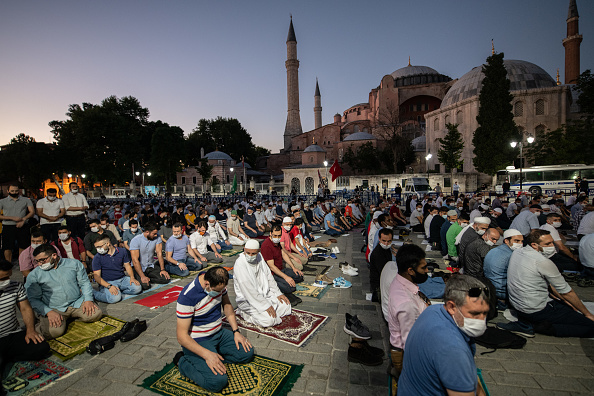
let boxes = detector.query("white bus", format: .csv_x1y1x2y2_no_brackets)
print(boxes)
495,164,594,196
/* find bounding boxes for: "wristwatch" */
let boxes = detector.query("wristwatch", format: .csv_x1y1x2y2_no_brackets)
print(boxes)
233,328,240,334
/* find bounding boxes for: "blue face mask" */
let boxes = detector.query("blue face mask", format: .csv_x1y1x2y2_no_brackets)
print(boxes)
206,286,222,297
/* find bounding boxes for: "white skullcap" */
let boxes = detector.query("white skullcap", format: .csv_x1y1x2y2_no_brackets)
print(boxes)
540,204,550,210
245,240,260,250
283,216,293,223
480,204,489,210
474,217,491,225
447,210,458,217
291,205,300,211
503,229,522,239
373,211,382,220
494,208,503,214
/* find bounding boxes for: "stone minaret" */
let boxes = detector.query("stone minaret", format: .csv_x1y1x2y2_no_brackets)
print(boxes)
563,0,582,84
314,79,322,129
284,16,302,151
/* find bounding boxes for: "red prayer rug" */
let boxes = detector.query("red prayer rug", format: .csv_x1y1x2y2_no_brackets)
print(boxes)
134,286,183,309
225,309,328,347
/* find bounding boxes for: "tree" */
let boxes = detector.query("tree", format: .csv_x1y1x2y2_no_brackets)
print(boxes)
149,121,186,192
472,53,520,175
438,123,465,191
195,158,213,193
576,69,594,116
374,101,416,173
49,95,151,185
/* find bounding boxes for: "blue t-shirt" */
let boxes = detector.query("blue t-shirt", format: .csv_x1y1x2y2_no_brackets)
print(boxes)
129,234,161,271
166,235,190,261
91,248,130,282
484,244,513,300
122,228,142,244
324,213,336,230
398,305,477,395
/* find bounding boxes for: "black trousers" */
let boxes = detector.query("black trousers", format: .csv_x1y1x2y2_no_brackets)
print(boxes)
273,267,304,294
41,223,61,243
134,265,171,290
0,331,50,381
66,215,86,240
519,300,594,338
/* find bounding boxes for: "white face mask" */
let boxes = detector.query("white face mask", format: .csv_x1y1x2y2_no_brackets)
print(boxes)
442,215,448,219
71,188,78,193
271,237,281,244
174,234,183,239
552,221,562,228
58,233,69,241
130,228,138,233
476,228,486,236
40,261,54,271
539,245,556,259
96,247,107,255
485,240,495,247
510,242,523,250
47,196,56,201
101,224,107,229
31,243,42,250
245,254,258,264
283,225,292,231
380,243,392,250
91,227,99,233
0,279,10,289
457,308,487,338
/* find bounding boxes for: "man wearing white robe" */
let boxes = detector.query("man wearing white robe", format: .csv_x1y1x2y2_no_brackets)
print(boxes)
233,240,291,327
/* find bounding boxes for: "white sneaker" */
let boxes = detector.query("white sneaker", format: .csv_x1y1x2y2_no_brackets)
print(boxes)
332,247,340,254
342,267,358,276
340,263,358,272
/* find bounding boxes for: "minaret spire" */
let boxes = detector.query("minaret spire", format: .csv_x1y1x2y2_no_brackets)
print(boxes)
314,78,322,129
563,0,582,84
491,39,495,55
283,16,303,151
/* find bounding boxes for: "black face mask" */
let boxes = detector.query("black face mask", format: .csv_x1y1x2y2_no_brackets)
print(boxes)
8,193,19,198
411,270,428,284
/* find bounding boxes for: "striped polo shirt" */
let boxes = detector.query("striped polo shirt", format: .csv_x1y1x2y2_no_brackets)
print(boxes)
176,275,227,340
0,281,27,338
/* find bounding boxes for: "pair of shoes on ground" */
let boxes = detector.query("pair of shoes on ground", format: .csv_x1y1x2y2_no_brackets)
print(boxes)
347,340,384,366
333,277,352,288
340,262,358,276
87,319,147,355
314,273,333,286
344,313,371,339
331,247,340,254
577,277,594,287
285,292,302,306
495,321,535,338
562,272,581,283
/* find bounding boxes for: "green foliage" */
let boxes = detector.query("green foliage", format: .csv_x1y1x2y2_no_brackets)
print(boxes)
149,121,186,191
0,134,56,192
342,143,380,174
195,158,214,189
576,69,594,116
472,53,520,175
186,117,269,167
438,123,464,171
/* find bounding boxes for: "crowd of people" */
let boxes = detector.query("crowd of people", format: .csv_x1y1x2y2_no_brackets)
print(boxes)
1,181,594,395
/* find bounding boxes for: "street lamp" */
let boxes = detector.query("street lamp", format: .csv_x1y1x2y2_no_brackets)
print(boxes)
323,161,328,192
135,171,150,195
229,167,234,194
510,135,535,193
425,151,432,179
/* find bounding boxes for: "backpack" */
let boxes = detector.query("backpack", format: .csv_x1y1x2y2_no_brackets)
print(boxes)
474,327,527,354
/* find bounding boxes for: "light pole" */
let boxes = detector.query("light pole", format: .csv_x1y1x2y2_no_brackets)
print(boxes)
510,135,535,193
323,160,328,192
229,167,234,195
135,171,151,196
425,151,432,180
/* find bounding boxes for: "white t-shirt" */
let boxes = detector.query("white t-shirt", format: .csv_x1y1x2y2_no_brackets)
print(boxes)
36,198,65,225
577,212,594,236
380,261,398,318
410,210,423,226
62,240,75,259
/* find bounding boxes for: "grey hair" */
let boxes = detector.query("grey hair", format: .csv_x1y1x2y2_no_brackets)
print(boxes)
444,274,487,307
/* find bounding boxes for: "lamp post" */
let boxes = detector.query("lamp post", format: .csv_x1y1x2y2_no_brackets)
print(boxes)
323,160,328,192
425,151,432,180
510,135,535,193
229,167,234,195
135,171,151,196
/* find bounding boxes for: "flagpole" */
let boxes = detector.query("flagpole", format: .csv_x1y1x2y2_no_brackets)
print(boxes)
242,156,246,196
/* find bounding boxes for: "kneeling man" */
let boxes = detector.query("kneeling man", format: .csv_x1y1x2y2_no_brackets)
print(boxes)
176,267,254,392
26,244,102,339
233,240,291,327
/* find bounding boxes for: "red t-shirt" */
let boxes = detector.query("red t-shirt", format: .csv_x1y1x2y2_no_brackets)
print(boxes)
345,206,353,217
260,237,283,270
389,205,402,221
289,227,301,243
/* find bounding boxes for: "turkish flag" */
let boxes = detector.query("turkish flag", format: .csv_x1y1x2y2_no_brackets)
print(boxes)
329,159,343,182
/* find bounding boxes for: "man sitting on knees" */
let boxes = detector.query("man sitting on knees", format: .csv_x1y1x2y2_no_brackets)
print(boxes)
26,244,102,339
190,222,224,266
0,259,50,388
508,229,594,337
130,222,170,290
540,213,582,272
226,211,250,246
207,216,232,251
234,240,291,327
92,234,142,303
165,223,203,277
176,267,254,393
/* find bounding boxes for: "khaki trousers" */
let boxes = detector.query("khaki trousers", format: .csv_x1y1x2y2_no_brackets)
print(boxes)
38,305,103,340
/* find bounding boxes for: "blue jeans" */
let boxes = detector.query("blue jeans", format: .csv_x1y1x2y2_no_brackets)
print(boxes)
325,228,342,236
244,228,263,238
178,328,254,392
211,240,233,252
165,257,202,277
93,276,143,304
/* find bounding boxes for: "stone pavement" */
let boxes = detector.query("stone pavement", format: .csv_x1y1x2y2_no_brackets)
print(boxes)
11,230,594,395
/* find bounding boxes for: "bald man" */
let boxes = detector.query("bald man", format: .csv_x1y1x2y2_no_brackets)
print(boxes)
463,228,500,279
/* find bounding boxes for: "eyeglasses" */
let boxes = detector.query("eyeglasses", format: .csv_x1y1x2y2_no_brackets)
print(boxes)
35,256,52,264
452,287,490,298
94,242,109,250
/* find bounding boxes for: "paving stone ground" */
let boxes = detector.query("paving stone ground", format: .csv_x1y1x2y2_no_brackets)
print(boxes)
11,229,594,395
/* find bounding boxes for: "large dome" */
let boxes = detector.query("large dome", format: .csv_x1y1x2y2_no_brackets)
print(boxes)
204,150,233,161
391,65,440,79
441,60,556,108
343,131,376,141
303,144,325,153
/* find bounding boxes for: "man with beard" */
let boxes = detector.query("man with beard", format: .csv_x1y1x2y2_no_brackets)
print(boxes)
130,222,170,290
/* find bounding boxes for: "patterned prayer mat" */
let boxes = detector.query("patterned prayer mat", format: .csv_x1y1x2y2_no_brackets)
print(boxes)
48,315,126,360
2,359,74,396
121,279,181,301
170,270,201,279
135,286,184,308
220,249,242,257
226,309,328,347
294,283,331,300
300,264,330,277
139,355,303,396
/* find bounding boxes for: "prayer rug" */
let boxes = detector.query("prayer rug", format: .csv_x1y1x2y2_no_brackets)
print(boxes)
48,315,126,360
300,264,330,277
121,279,180,301
220,249,242,257
255,235,268,240
294,283,331,300
226,309,328,347
139,355,303,396
170,270,201,279
135,286,184,308
2,359,74,395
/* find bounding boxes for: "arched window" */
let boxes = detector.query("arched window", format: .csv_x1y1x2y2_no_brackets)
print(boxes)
309,156,313,163
433,118,439,131
305,177,315,194
535,99,545,115
456,111,463,124
353,125,359,133
535,124,546,137
514,101,524,117
291,178,300,193
444,114,450,125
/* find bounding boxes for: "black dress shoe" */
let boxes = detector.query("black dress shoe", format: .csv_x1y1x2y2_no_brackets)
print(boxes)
112,319,138,341
173,351,184,367
360,340,385,358
121,320,147,342
285,293,302,307
347,343,383,366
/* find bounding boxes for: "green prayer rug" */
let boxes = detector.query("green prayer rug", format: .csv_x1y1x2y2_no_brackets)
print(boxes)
48,315,126,360
293,283,330,300
300,264,330,277
219,249,242,257
140,355,303,396
170,270,201,279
